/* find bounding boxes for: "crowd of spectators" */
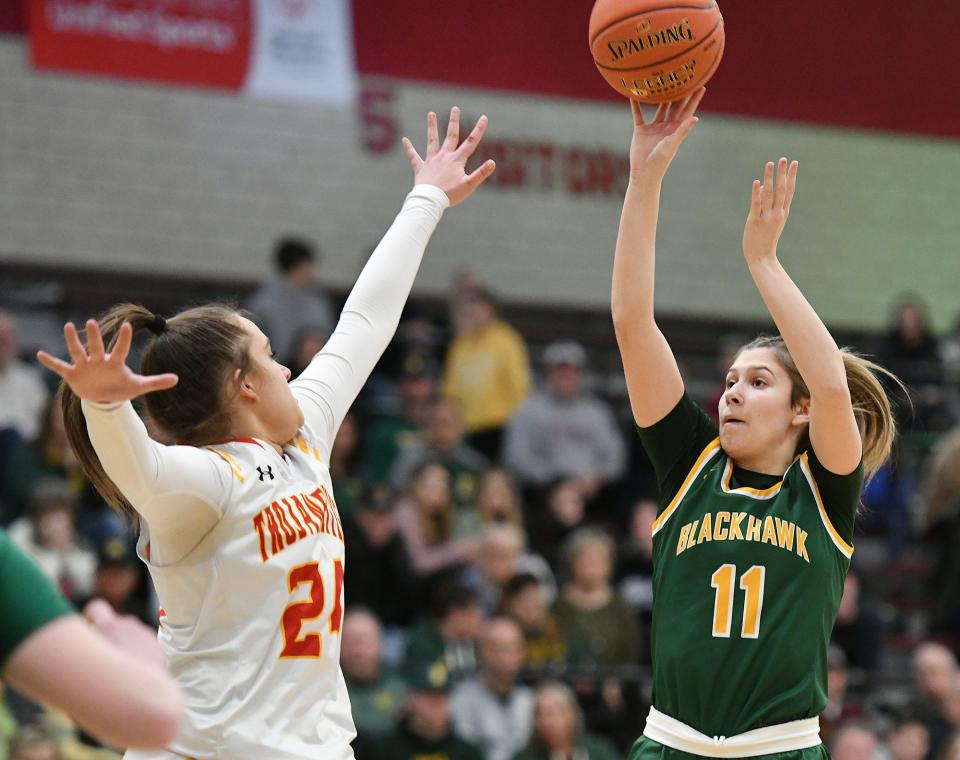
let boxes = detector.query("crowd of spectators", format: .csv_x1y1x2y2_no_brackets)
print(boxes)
2,249,960,760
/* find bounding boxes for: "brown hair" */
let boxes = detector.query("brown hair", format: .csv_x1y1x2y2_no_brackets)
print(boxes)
61,303,250,519
738,336,901,478
408,460,454,544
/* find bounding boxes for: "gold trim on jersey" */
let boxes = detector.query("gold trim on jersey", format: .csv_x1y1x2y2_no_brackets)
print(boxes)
798,453,854,558
651,437,722,536
719,459,790,499
209,448,245,483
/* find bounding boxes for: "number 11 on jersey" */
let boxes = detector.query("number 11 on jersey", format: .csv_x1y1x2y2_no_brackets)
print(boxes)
710,564,766,639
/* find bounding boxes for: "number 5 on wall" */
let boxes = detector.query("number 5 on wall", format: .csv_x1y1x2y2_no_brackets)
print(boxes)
710,564,766,639
280,559,345,659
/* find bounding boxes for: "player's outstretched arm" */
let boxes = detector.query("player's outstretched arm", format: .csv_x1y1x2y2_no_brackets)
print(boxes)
742,158,861,474
612,88,703,427
292,108,496,446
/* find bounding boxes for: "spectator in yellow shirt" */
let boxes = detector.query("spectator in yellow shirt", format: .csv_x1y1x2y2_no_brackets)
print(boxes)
442,288,531,461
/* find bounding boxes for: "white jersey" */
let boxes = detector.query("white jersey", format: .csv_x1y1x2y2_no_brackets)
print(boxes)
81,185,450,760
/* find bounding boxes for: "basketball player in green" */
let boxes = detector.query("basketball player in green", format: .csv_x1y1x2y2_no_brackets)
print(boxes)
611,86,899,758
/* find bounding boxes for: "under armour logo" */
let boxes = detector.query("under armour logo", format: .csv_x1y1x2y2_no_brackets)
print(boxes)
257,466,274,481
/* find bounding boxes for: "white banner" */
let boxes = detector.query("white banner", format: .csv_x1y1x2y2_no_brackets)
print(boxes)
245,0,355,104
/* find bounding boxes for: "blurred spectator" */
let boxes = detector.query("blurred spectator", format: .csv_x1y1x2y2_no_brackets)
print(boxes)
450,617,534,760
365,353,437,484
940,313,960,421
0,311,49,444
830,723,882,760
499,574,570,675
616,499,655,656
394,462,478,586
908,642,956,757
706,334,748,427
513,681,620,760
343,485,417,628
32,712,122,759
441,287,531,461
820,646,863,749
1,400,118,543
330,412,364,517
8,723,60,760
0,685,16,754
285,326,329,377
878,296,950,433
942,732,960,760
245,236,335,363
8,479,96,602
887,714,930,760
404,581,482,684
831,570,885,678
553,529,640,668
943,675,960,728
468,469,524,533
859,459,914,559
504,341,625,519
921,428,960,638
371,661,483,760
76,535,149,626
460,524,555,615
528,479,586,566
342,609,408,742
390,400,488,509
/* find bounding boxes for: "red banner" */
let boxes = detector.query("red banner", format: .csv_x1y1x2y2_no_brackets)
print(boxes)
28,0,251,89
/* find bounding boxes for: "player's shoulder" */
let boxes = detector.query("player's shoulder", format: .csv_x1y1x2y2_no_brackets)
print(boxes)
284,425,327,465
202,438,268,483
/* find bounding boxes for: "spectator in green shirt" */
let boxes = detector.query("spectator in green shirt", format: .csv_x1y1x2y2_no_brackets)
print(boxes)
405,581,483,684
513,681,620,760
365,352,437,484
342,609,408,741
371,660,483,760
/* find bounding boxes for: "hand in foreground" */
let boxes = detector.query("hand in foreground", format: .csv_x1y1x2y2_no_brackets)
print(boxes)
742,157,799,266
402,106,496,206
84,599,167,670
37,320,178,404
628,86,705,183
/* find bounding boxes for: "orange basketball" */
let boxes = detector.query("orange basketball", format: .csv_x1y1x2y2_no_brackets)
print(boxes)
588,0,724,103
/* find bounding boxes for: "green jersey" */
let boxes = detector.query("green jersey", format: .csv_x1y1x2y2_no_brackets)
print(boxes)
637,394,862,738
0,528,74,667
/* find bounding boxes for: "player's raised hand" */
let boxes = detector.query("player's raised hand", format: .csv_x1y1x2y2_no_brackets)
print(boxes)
402,107,496,206
628,86,705,183
37,320,178,404
742,157,799,266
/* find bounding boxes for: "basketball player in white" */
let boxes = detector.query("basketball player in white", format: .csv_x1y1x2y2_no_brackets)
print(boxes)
37,107,496,760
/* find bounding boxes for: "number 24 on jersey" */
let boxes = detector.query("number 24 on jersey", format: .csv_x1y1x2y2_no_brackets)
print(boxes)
280,559,344,658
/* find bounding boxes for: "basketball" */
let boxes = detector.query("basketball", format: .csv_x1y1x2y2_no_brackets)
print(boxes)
588,0,725,103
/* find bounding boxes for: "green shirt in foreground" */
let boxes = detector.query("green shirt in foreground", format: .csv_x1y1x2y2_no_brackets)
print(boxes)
0,528,74,668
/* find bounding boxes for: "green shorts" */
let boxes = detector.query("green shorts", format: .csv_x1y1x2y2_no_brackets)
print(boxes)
629,735,831,760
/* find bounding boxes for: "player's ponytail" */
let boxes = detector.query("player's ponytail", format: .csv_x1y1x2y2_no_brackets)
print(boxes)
841,351,900,478
740,336,901,479
61,302,251,520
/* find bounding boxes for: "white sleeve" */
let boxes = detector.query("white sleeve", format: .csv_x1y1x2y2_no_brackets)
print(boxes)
81,400,232,553
290,184,449,457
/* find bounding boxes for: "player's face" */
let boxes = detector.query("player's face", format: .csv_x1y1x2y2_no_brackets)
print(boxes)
236,317,303,441
718,347,806,466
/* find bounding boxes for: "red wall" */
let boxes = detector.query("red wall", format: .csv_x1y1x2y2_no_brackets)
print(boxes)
352,0,960,139
5,0,958,137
